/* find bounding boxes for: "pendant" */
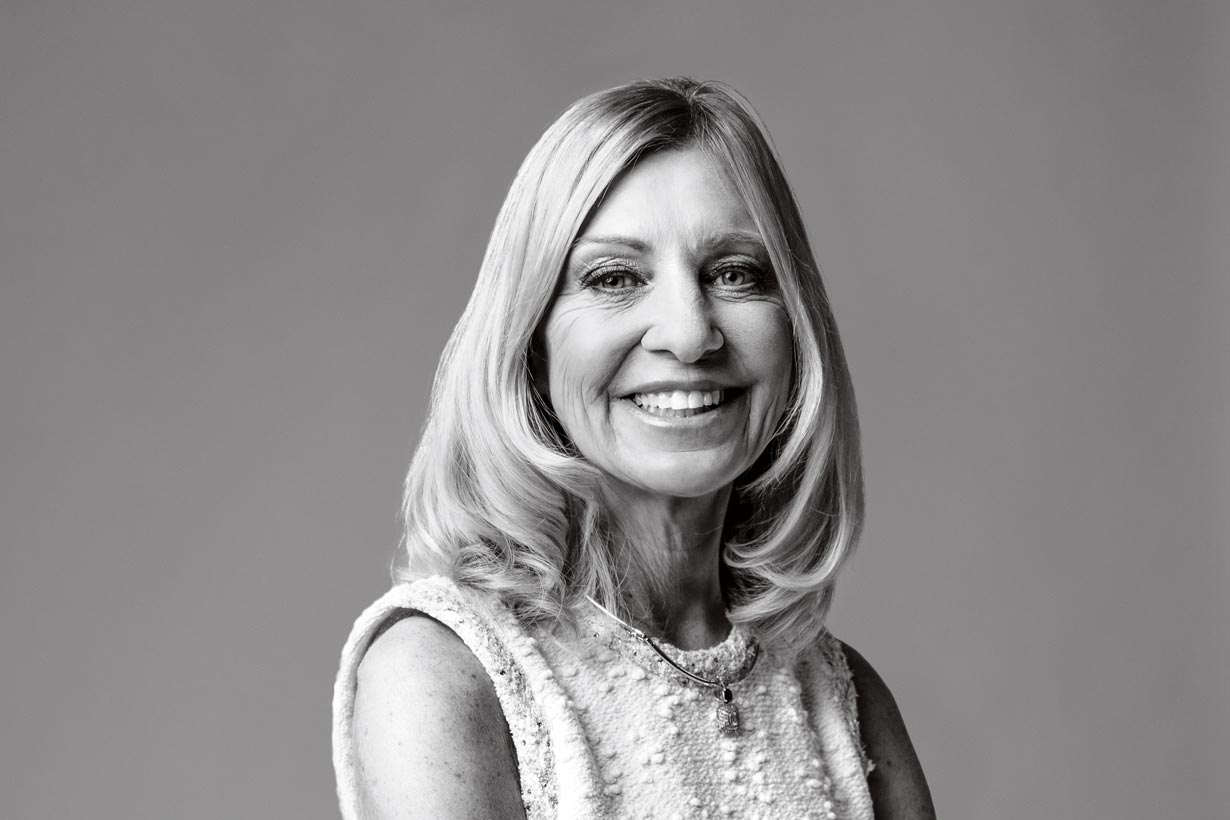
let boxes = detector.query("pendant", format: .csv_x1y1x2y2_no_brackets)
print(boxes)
715,686,740,735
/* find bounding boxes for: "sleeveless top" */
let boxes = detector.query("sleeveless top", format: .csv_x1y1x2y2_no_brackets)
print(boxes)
332,576,874,819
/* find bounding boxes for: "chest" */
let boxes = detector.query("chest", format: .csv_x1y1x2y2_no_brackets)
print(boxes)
538,632,842,819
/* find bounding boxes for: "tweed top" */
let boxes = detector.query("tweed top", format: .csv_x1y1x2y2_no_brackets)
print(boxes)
333,576,874,819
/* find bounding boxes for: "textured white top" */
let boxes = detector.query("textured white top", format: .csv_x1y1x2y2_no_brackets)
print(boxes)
333,576,874,819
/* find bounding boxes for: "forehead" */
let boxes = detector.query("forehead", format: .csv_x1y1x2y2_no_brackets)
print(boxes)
576,148,761,249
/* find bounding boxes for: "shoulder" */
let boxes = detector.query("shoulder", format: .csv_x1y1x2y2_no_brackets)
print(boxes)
839,640,937,820
353,612,525,819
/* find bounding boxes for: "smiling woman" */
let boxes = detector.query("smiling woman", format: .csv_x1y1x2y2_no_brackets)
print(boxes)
332,78,934,819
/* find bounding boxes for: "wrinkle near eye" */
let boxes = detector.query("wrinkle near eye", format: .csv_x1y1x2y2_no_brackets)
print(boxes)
547,301,593,327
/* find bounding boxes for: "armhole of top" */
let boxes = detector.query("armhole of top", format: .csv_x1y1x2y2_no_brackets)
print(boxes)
792,631,876,820
823,633,871,774
332,578,555,820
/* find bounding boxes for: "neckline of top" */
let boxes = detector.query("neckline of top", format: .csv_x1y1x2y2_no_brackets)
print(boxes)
578,606,758,683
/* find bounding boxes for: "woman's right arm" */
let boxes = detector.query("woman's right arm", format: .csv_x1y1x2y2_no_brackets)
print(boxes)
352,614,526,820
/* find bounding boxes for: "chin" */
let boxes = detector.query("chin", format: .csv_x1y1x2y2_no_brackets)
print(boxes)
613,453,747,500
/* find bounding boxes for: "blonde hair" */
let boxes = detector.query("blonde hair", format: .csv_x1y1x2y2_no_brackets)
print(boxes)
396,78,863,656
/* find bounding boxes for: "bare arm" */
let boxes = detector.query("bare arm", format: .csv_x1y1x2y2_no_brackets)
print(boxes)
352,614,526,820
842,641,936,820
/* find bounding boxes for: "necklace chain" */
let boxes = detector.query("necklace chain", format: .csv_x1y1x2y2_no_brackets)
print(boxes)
584,594,758,736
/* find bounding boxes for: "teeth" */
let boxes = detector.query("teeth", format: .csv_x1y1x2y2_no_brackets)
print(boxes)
631,390,724,410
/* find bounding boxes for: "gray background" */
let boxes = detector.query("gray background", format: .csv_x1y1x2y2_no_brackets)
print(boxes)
2,1,1226,818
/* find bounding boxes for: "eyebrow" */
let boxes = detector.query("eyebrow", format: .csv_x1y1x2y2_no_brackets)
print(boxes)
569,235,651,253
569,229,765,254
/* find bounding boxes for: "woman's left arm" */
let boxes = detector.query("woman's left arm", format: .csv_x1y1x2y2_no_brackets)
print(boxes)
841,641,937,820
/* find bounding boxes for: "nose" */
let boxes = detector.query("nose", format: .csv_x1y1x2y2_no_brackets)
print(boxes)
639,274,724,363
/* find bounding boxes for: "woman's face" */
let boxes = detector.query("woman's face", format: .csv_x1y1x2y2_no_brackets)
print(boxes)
540,147,793,501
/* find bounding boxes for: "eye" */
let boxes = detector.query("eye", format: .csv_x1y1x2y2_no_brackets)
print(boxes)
709,260,768,291
594,272,638,290
717,267,751,287
580,263,644,292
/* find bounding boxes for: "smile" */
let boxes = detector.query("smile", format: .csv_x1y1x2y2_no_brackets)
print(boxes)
624,388,741,418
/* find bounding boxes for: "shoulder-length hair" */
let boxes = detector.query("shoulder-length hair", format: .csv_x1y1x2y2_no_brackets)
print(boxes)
396,77,863,656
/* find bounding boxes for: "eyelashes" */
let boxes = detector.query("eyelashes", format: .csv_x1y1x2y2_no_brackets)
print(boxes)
708,261,772,291
578,261,645,292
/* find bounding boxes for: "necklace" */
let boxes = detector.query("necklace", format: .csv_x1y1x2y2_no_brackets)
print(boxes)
585,595,759,736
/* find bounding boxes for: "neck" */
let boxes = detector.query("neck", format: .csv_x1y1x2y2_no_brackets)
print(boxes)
601,483,732,651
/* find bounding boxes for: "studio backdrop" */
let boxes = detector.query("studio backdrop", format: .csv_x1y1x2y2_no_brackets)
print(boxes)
1,2,1226,818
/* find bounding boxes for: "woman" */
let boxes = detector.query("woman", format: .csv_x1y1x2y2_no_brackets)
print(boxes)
333,78,934,819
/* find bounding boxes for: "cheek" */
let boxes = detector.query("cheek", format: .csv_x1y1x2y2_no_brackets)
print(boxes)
542,305,630,420
730,304,794,386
